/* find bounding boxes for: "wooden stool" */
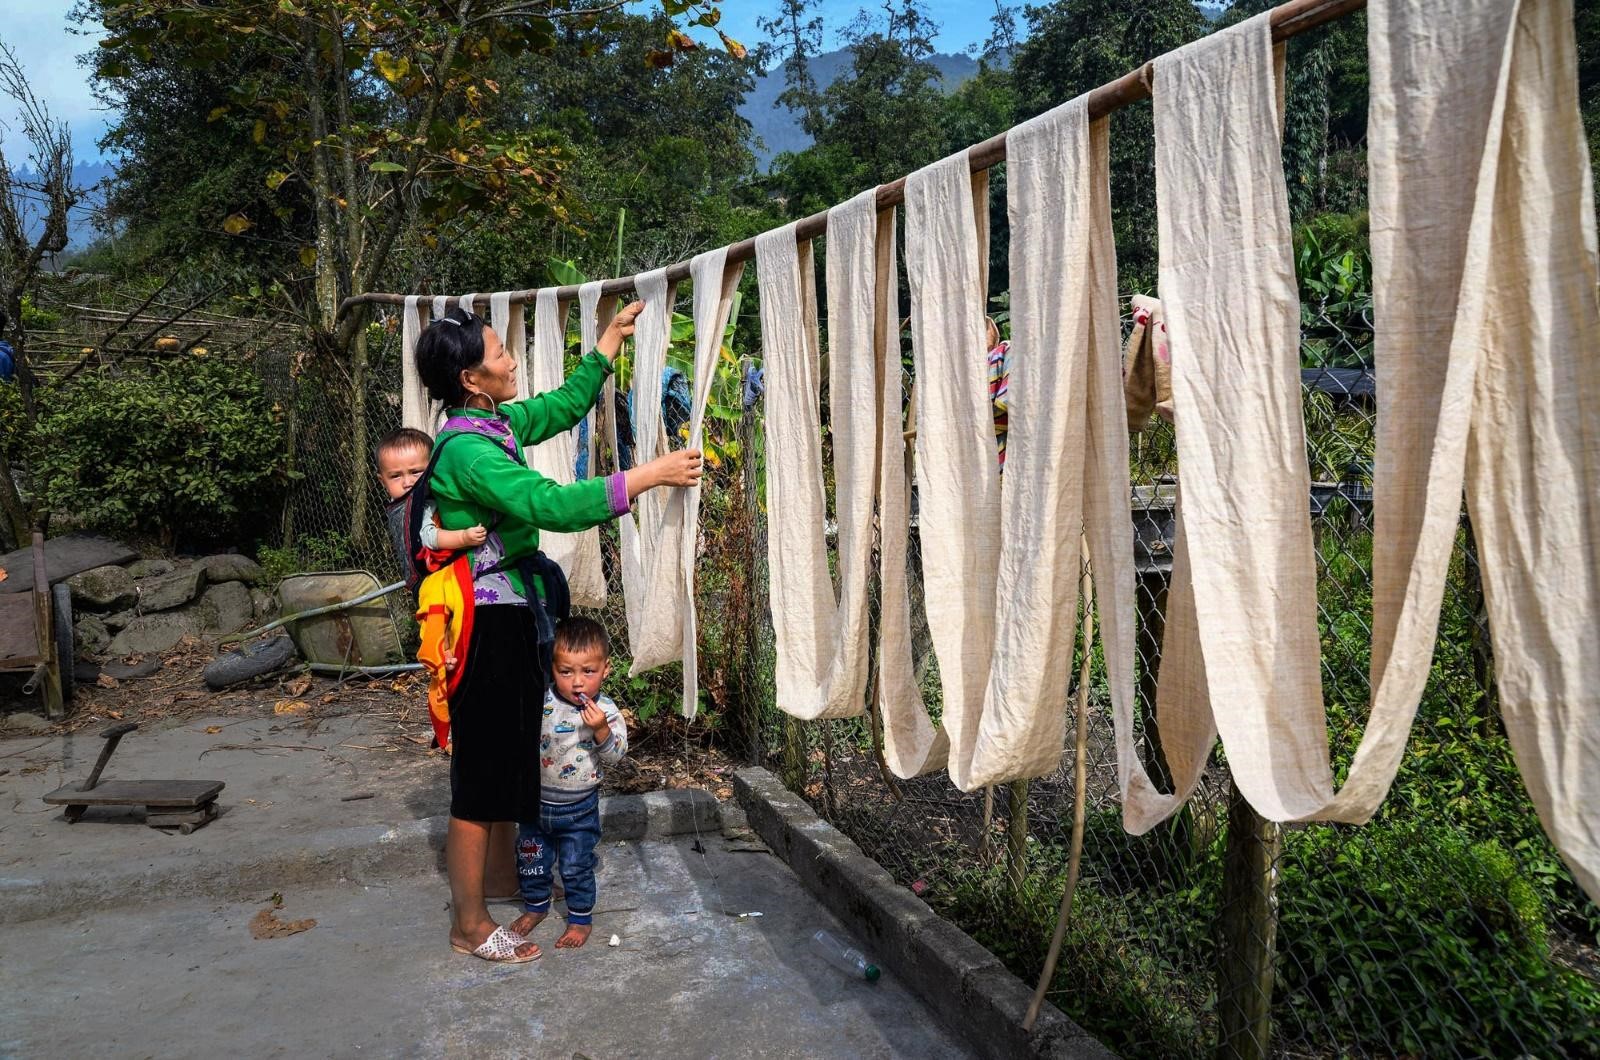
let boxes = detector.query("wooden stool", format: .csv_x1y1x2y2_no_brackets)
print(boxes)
43,722,224,834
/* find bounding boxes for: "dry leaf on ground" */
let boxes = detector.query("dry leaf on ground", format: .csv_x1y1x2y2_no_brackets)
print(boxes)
273,700,310,716
249,907,316,939
285,674,312,697
204,725,223,734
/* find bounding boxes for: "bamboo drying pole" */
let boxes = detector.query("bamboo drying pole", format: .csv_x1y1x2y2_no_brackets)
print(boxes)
336,0,1365,320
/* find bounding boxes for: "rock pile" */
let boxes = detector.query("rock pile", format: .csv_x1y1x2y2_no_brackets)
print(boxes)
66,552,277,658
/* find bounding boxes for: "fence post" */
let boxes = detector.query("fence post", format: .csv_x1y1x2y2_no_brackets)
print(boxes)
1216,777,1281,1060
1006,778,1030,892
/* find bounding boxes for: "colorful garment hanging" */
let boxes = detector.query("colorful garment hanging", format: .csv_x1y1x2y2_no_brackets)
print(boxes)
1122,295,1172,430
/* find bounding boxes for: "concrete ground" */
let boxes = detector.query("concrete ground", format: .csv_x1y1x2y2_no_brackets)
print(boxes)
0,716,974,1059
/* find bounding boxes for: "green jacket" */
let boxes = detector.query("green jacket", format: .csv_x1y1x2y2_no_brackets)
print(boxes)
429,349,615,598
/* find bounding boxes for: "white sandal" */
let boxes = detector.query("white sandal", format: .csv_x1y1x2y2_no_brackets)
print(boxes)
452,924,540,963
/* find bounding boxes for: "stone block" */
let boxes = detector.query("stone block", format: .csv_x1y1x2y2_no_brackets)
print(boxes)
1,711,50,734
134,566,205,613
66,565,136,612
103,609,137,632
107,611,199,656
195,581,254,635
200,553,264,585
250,589,278,622
126,558,175,579
74,614,111,656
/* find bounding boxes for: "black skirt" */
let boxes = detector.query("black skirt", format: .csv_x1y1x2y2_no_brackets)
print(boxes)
449,604,545,822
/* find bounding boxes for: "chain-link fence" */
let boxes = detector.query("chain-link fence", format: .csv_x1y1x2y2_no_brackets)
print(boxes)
269,292,1598,1059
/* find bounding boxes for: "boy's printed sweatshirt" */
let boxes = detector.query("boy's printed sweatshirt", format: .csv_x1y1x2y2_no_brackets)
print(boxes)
539,689,627,804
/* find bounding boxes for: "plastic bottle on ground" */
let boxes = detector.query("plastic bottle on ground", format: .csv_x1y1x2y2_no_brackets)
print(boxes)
810,928,881,982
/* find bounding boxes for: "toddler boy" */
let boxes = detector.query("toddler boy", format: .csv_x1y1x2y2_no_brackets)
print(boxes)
510,617,627,948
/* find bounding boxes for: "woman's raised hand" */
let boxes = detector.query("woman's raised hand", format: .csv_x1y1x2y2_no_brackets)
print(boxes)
597,300,648,360
650,448,704,488
624,448,704,500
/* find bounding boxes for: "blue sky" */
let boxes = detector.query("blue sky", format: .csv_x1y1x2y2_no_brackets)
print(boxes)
0,1,1006,165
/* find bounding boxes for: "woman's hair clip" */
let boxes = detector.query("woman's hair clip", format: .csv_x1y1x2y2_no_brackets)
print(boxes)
440,316,462,327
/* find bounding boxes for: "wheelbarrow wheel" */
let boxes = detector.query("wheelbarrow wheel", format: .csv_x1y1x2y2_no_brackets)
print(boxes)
52,582,75,704
203,635,297,690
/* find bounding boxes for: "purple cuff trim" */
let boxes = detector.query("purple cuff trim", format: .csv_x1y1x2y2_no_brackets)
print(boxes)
607,471,630,517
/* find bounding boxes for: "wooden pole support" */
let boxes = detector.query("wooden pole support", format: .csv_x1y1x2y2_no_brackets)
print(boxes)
1215,777,1283,1060
336,0,1368,321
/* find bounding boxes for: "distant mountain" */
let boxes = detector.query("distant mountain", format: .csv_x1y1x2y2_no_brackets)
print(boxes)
740,0,1227,170
8,160,113,253
741,49,986,170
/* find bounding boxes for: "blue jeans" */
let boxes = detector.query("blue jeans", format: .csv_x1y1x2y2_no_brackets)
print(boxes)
517,790,601,925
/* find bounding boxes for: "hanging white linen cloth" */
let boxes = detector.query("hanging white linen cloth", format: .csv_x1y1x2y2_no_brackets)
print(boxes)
1364,0,1598,899
490,291,528,402
680,249,745,717
966,96,1165,802
400,295,443,434
622,270,681,688
1151,7,1599,901
862,193,951,777
903,151,1002,791
520,288,607,608
756,209,871,721
623,255,742,717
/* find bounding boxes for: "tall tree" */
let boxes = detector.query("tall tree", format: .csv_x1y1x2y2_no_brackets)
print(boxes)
85,0,737,547
1012,0,1206,288
0,43,82,544
770,0,947,217
1222,0,1368,219
758,0,825,138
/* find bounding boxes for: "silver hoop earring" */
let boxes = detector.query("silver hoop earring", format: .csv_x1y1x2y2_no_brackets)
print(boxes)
464,391,495,412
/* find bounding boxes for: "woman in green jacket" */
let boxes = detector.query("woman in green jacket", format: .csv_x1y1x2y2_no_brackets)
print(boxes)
416,302,699,963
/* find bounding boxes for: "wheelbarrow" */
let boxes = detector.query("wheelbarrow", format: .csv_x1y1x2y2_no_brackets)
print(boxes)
0,532,75,717
203,569,421,689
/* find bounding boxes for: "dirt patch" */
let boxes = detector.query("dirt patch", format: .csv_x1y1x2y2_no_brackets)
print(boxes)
7,637,742,800
249,902,317,940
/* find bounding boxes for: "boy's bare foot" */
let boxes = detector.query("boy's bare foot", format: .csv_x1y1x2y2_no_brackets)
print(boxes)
555,923,593,949
509,909,548,937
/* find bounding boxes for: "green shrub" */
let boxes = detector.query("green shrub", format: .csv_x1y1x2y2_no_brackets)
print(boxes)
938,827,1218,1060
32,357,287,547
256,532,353,583
1276,821,1600,1057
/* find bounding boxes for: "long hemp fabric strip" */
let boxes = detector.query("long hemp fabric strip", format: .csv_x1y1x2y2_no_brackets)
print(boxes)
848,191,951,776
966,96,1145,795
524,288,607,608
1152,12,1336,832
490,291,527,402
400,294,442,434
756,206,872,721
1152,5,1599,902
675,248,745,719
619,271,682,683
580,280,621,598
1359,0,1598,900
904,149,1000,792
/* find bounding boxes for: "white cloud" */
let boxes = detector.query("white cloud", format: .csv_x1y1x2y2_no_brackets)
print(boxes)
0,3,114,165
